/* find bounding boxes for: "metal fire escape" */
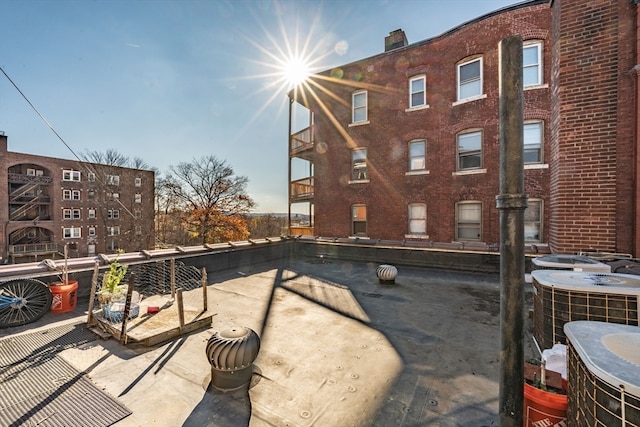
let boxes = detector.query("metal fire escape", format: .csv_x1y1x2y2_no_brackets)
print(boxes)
288,98,315,236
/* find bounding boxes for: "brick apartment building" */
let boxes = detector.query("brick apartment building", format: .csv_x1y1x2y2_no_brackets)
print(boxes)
288,0,640,257
0,133,155,263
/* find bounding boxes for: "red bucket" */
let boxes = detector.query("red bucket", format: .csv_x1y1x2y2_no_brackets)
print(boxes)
49,280,78,314
523,383,567,427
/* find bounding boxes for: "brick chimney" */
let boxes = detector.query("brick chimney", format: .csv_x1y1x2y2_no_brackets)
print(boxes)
385,29,408,52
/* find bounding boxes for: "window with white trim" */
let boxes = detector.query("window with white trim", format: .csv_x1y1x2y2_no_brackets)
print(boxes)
63,209,81,220
88,226,96,237
88,208,96,219
525,199,543,242
524,121,543,164
63,227,81,238
135,177,142,187
409,75,426,108
112,192,119,200
62,189,81,200
107,209,120,219
351,149,368,181
106,175,120,186
456,201,481,241
62,169,81,182
135,225,142,235
352,91,368,124
88,172,95,182
134,209,142,219
523,42,542,87
27,168,35,176
107,226,120,236
88,189,95,200
408,203,427,235
107,240,119,251
408,140,426,171
457,58,482,101
352,204,367,236
135,193,142,203
457,130,482,170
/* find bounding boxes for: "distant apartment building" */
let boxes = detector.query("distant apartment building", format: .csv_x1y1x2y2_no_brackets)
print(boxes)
0,134,155,263
288,0,640,257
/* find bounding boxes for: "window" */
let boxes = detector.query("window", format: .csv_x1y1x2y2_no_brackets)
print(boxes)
27,168,35,176
62,169,81,182
523,42,542,87
88,226,96,237
135,177,142,187
135,225,142,235
351,149,368,180
88,172,95,182
408,203,427,235
457,131,482,170
112,192,119,200
107,240,119,251
457,58,482,101
352,91,368,124
62,189,81,200
134,209,142,219
525,199,543,242
409,76,426,108
63,227,81,239
88,208,96,219
135,193,142,203
63,209,81,220
107,209,120,219
107,226,120,236
352,205,367,236
106,175,120,186
88,189,95,200
456,202,481,241
524,121,543,164
408,140,426,171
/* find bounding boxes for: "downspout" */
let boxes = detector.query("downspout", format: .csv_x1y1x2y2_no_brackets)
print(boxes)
634,1,640,257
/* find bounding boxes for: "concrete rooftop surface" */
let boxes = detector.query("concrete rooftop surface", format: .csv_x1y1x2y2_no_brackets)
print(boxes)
1,258,536,427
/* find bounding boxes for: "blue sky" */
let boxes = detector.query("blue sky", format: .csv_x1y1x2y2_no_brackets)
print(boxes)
1,0,517,213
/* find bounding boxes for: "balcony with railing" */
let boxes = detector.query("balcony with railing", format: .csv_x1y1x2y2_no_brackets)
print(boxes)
290,177,314,202
290,125,314,161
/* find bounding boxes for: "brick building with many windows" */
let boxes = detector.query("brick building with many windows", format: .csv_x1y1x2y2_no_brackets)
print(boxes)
0,133,155,263
288,0,640,257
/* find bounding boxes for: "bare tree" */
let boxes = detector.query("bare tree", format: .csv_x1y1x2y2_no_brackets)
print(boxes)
165,155,255,244
82,149,129,167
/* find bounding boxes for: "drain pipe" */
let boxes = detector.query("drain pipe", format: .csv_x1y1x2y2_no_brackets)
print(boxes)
496,35,527,427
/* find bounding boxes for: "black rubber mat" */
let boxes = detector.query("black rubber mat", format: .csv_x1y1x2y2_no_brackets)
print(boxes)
0,323,132,427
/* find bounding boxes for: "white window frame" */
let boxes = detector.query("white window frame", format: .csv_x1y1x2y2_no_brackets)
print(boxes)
408,140,426,172
88,226,96,237
106,175,120,186
524,121,543,164
72,190,80,200
457,130,483,171
407,203,427,236
409,75,426,109
63,227,81,239
351,91,368,124
456,201,482,241
107,226,121,236
135,193,142,203
62,169,81,182
88,172,96,182
351,204,367,236
88,208,96,219
62,189,81,200
27,168,36,176
135,177,142,187
457,57,483,101
523,42,543,88
351,149,368,181
88,189,95,200
135,225,142,235
525,199,543,242
107,209,120,219
63,208,81,220
134,209,142,219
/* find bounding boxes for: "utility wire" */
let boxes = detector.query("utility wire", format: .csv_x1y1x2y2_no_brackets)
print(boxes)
0,65,137,220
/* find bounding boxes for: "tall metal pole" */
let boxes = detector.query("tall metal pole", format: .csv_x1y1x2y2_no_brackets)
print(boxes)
496,35,527,427
287,97,293,235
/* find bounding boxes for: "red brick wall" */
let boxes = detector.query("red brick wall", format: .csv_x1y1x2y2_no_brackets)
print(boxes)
550,0,636,255
307,2,551,243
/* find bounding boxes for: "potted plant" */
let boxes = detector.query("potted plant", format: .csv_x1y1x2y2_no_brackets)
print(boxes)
49,244,79,314
98,255,139,321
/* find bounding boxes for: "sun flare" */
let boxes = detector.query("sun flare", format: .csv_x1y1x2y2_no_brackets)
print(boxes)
282,56,311,88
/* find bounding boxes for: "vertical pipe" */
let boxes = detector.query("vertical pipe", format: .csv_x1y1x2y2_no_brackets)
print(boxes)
287,97,293,235
86,261,99,325
177,288,185,335
496,35,527,427
201,267,208,312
